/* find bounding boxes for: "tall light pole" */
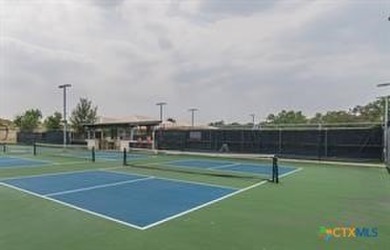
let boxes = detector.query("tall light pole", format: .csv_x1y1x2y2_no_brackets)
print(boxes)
59,84,72,147
377,82,390,163
156,102,167,122
250,114,255,129
188,108,198,127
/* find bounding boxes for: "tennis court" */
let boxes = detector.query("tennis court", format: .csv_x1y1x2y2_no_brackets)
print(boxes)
0,145,299,230
1,170,240,229
0,143,388,250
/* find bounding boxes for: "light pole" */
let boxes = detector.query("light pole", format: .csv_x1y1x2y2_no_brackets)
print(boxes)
377,82,390,163
188,108,198,127
58,84,72,147
156,102,167,122
250,114,255,129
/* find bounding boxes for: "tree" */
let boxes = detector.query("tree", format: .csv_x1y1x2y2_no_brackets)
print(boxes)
309,113,324,124
208,120,225,127
265,110,308,124
166,118,176,123
350,99,383,122
13,109,42,132
263,100,384,126
319,111,356,123
70,98,98,135
44,112,62,130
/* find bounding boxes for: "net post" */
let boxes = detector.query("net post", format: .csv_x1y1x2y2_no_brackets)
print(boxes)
2,144,5,153
33,143,37,156
123,147,127,166
92,146,95,162
272,155,279,183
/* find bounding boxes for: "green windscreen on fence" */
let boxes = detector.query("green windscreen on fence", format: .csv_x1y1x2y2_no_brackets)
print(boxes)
156,127,382,162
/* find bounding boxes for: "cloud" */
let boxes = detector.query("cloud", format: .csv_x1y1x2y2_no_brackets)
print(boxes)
199,0,277,17
0,0,389,123
90,0,126,8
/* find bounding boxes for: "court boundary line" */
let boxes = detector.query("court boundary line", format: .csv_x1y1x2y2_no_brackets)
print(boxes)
0,173,238,231
164,159,294,170
166,159,233,166
279,167,303,178
0,166,302,231
0,166,124,181
104,168,239,191
0,159,94,170
142,165,303,230
142,179,268,230
0,181,144,230
0,156,49,163
0,154,109,170
0,163,51,170
207,163,241,170
0,155,53,169
148,160,297,179
50,161,96,166
45,176,154,197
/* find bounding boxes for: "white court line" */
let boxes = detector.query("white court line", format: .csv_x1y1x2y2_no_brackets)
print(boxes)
45,177,154,197
0,166,303,231
141,166,303,230
0,182,144,230
0,164,49,170
50,160,92,165
0,166,124,182
208,163,241,170
104,169,238,191
166,159,232,165
141,180,268,230
0,156,51,164
279,167,303,179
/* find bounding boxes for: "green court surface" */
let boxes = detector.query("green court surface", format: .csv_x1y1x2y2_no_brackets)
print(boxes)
0,152,389,250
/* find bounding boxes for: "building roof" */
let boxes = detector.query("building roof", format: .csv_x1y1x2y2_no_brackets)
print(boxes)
160,120,218,130
84,116,217,130
85,115,161,128
0,118,12,127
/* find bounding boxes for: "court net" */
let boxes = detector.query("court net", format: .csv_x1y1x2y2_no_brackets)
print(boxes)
34,143,94,161
31,143,280,182
1,143,33,155
126,147,280,182
34,143,127,162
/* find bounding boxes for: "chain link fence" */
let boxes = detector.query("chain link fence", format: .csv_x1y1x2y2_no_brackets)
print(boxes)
156,127,382,162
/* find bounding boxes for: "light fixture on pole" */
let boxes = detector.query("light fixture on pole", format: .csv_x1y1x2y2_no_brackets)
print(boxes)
156,102,167,122
58,84,72,147
376,82,390,163
250,114,255,129
188,108,198,127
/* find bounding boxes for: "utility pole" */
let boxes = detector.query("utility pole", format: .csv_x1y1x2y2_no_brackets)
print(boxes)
58,84,72,147
156,102,167,122
188,108,198,127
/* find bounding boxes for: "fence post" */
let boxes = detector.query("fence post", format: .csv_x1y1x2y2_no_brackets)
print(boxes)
278,128,282,155
325,128,328,158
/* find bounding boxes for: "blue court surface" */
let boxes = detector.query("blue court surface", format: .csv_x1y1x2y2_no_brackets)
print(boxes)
168,159,297,176
0,156,49,168
95,151,147,161
1,170,238,230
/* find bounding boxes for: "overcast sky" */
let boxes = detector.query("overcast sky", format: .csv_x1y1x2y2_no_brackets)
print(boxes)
0,0,389,124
